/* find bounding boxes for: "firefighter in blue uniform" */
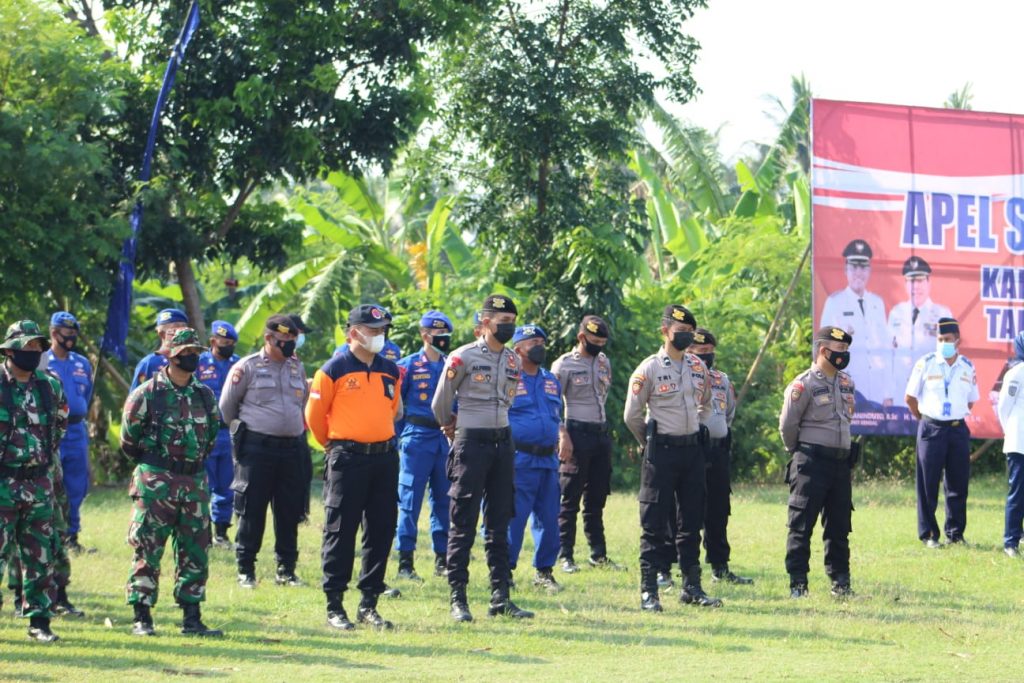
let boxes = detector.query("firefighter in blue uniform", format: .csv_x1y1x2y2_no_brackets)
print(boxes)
507,324,564,592
393,310,454,581
130,309,190,391
197,320,241,547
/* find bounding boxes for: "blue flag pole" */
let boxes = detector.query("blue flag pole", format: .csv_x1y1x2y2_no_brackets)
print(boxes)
101,1,201,363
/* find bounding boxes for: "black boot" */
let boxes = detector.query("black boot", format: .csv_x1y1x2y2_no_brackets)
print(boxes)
132,603,155,636
180,603,224,637
789,574,809,599
711,564,754,585
53,585,85,618
212,522,233,549
275,564,304,586
66,533,95,555
12,587,25,618
450,585,473,623
396,551,422,582
434,552,448,577
326,592,354,631
357,593,394,630
680,566,723,607
27,615,59,643
487,586,534,619
830,573,854,598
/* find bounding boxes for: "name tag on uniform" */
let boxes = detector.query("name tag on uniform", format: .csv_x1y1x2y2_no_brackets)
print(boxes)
543,379,559,395
812,386,831,405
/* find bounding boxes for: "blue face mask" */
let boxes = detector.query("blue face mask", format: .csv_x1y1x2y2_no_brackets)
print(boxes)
937,340,957,359
296,333,306,349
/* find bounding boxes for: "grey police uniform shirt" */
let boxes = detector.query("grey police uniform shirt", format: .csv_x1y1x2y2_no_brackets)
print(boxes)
778,365,855,452
218,349,309,438
551,348,611,424
432,338,522,430
701,368,736,439
623,347,711,446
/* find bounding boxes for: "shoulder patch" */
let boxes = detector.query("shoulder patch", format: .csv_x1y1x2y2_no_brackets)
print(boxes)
790,380,804,401
631,374,645,395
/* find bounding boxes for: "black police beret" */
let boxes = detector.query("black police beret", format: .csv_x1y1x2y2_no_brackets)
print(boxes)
482,294,518,315
662,305,697,328
693,327,717,347
842,239,872,263
580,315,609,339
265,314,298,336
814,326,853,346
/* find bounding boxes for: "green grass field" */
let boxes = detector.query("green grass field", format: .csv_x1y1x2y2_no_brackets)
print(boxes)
3,476,1023,682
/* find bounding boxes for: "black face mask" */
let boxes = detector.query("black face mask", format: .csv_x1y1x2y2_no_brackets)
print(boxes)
57,333,77,352
824,349,850,370
696,352,715,369
275,339,296,358
11,350,42,372
174,354,199,373
493,323,516,344
432,335,451,354
671,330,694,351
526,345,547,366
584,340,605,357
215,344,235,360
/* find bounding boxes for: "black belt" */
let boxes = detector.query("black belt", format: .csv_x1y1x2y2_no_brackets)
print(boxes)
923,416,964,428
797,442,850,461
67,414,86,425
0,463,49,480
566,419,608,434
406,415,440,429
514,441,556,456
708,437,727,448
328,439,395,455
459,426,512,443
247,430,305,448
138,453,205,475
653,433,700,447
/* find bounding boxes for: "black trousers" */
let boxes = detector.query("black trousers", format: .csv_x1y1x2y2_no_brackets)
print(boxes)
320,445,399,598
638,440,705,592
558,426,612,560
232,433,307,572
784,450,853,580
703,442,732,566
445,433,514,590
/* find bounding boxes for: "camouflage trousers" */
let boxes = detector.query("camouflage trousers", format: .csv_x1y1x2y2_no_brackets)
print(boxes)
126,466,212,606
5,464,72,592
0,474,57,617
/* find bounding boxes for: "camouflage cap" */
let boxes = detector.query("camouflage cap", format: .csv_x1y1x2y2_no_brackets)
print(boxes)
1,320,50,351
166,327,206,357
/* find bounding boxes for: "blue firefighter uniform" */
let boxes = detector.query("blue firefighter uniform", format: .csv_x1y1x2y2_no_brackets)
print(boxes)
129,308,189,391
197,321,240,527
507,325,563,573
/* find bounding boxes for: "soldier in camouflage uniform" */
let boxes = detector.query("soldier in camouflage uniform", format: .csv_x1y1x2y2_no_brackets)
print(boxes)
121,328,223,637
0,320,68,642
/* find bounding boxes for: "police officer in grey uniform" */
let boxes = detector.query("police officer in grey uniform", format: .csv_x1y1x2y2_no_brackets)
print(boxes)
624,304,719,613
432,294,533,623
779,326,858,599
551,315,621,573
219,314,310,589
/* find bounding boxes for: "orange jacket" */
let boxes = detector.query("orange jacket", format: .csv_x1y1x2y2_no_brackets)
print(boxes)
305,349,402,446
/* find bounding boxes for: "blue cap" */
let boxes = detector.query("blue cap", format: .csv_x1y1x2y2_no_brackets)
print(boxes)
50,311,79,330
156,308,189,326
210,320,238,341
512,324,547,345
420,310,453,332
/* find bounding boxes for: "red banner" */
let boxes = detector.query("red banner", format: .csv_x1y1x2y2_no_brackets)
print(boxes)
812,99,1024,438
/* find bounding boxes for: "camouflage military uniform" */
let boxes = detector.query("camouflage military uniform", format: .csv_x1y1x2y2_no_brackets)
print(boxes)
121,331,219,609
0,321,68,624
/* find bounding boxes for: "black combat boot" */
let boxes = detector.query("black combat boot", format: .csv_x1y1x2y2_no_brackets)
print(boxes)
53,585,85,617
656,570,675,591
357,592,394,630
212,522,233,549
711,564,754,585
560,556,580,574
789,574,809,598
27,615,59,643
396,551,422,582
180,603,224,637
533,568,562,593
640,570,663,612
12,587,25,618
237,564,257,589
326,592,354,631
680,566,723,607
132,603,155,636
275,564,304,587
450,584,473,623
830,573,854,598
434,552,448,577
487,585,534,619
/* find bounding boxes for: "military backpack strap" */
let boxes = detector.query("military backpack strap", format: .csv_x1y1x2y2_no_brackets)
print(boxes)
34,372,55,465
0,377,15,459
149,382,168,456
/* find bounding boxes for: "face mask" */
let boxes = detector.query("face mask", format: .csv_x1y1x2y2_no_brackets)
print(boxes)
696,352,715,369
432,334,452,354
174,354,199,373
937,340,957,359
526,345,547,366
275,338,297,358
824,349,850,370
493,322,516,344
584,340,605,357
671,330,694,351
215,344,235,360
57,333,77,351
10,350,42,372
363,332,385,354
296,333,306,350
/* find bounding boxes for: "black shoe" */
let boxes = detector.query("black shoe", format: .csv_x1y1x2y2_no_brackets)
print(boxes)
640,591,663,612
711,565,754,585
53,587,85,618
12,590,25,618
681,584,723,607
212,523,233,549
945,536,967,546
357,605,394,630
533,568,562,593
434,553,448,577
180,603,223,637
830,574,854,598
132,603,155,636
588,556,625,571
560,557,580,574
27,616,59,643
488,589,534,618
237,572,257,589
396,550,423,582
381,583,402,599
656,571,675,590
327,609,355,631
790,583,809,598
66,534,96,555
450,585,473,623
275,566,304,587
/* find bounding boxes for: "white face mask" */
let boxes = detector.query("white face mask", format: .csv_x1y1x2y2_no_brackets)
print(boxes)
362,331,385,354
296,333,306,349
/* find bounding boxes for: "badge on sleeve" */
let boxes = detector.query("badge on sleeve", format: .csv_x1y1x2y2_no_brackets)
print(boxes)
790,380,804,401
1010,381,1019,398
631,374,645,395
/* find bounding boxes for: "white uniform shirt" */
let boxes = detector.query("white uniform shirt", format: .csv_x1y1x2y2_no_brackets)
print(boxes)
998,362,1024,454
905,352,978,420
820,286,889,403
888,298,953,406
